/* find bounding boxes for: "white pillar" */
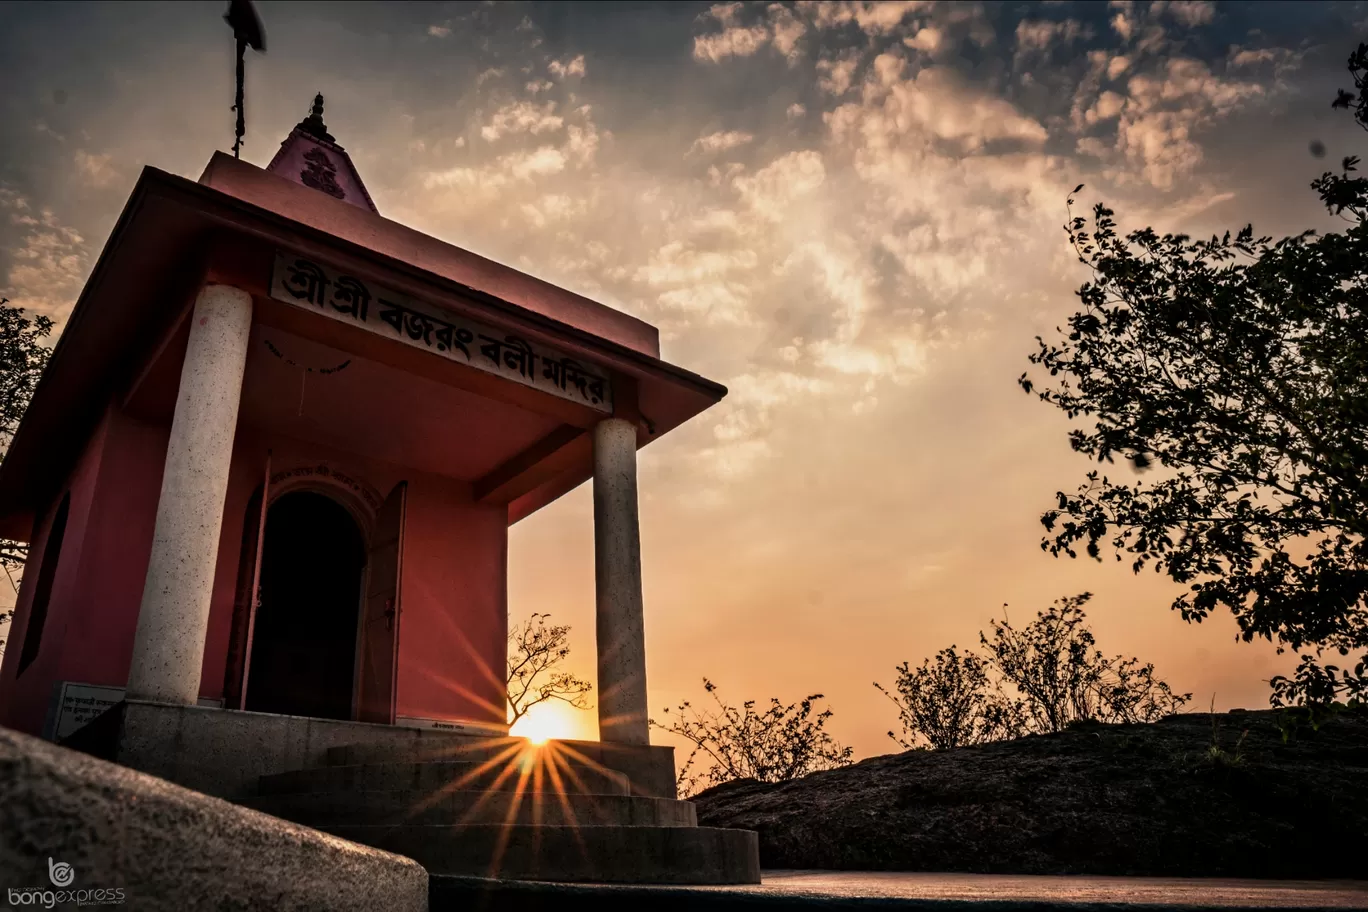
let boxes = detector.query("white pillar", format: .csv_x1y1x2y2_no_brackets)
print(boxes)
127,284,253,705
593,417,649,745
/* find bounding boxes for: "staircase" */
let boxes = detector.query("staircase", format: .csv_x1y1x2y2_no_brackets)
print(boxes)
234,735,760,884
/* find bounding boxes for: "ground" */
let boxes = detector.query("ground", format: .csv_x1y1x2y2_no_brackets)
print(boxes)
692,710,1368,879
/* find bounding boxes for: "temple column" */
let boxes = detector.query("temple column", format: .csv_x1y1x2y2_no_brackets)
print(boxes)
593,417,649,745
127,284,253,705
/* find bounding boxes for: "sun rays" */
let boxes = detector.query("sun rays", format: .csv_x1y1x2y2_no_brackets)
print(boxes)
379,732,634,877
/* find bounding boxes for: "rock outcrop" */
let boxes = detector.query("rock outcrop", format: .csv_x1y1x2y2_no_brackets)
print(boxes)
693,710,1368,878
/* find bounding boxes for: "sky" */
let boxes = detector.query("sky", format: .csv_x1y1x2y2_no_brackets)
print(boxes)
2,0,1368,757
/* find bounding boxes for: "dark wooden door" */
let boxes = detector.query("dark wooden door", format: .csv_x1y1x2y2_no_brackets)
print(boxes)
357,482,406,724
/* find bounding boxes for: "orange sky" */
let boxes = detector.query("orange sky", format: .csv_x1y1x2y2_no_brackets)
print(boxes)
3,0,1367,758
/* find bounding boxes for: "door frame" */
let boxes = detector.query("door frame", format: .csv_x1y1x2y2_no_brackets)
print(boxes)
224,464,379,715
353,480,407,724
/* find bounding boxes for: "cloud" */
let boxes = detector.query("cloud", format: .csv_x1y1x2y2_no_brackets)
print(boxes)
656,283,753,326
692,1,806,64
73,150,117,188
817,56,859,95
0,187,88,322
565,123,600,165
422,145,567,196
1015,18,1090,56
426,24,451,38
1084,90,1126,124
520,193,586,228
548,55,586,79
829,56,1048,154
1161,0,1216,27
690,130,754,155
480,101,564,142
1106,57,1265,189
504,146,568,179
904,27,943,53
733,149,826,221
809,1,926,36
635,241,758,287
693,19,771,62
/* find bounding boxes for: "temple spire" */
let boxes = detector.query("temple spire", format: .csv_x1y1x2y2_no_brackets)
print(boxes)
263,93,378,214
297,93,336,145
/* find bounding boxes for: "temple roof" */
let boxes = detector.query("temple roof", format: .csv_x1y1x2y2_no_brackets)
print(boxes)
0,160,724,535
265,94,378,214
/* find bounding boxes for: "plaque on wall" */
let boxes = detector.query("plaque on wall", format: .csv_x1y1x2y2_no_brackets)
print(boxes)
41,681,223,742
269,251,614,413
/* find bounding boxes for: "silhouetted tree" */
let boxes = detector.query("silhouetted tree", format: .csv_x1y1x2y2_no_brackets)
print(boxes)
1020,44,1368,710
0,296,53,657
879,594,1189,749
652,679,854,797
875,646,1012,750
982,594,1190,731
506,613,592,726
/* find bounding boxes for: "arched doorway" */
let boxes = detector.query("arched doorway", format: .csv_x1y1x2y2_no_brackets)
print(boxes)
243,490,366,720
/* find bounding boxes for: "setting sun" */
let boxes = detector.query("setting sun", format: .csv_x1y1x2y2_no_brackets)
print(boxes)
510,702,584,745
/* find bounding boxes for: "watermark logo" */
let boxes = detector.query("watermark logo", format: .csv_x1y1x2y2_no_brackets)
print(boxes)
6,859,124,907
47,859,73,888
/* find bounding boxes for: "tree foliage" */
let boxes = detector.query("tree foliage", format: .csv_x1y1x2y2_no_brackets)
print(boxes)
875,646,1008,750
651,679,854,797
1020,45,1368,709
0,296,53,656
506,612,592,726
879,594,1190,750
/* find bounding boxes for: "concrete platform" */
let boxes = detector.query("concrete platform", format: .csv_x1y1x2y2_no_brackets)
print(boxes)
256,759,632,796
0,726,427,911
62,699,680,798
61,698,761,884
430,871,1368,911
239,788,697,826
326,736,681,799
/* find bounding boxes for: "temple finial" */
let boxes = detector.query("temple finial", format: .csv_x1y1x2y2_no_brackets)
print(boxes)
265,90,378,212
298,93,335,144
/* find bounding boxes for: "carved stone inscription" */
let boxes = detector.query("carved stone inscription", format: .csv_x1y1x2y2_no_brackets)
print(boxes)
269,251,613,412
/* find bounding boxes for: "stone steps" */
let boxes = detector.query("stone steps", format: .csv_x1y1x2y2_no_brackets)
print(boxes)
324,738,526,767
322,823,760,885
242,736,760,884
257,758,632,797
239,788,697,827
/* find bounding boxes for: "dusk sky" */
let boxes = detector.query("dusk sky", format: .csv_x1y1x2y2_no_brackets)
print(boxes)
3,0,1368,755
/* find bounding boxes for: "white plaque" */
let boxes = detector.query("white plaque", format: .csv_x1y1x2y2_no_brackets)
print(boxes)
44,682,223,741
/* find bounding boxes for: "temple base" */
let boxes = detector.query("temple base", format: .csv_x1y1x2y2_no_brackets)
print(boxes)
62,700,757,885
61,700,668,799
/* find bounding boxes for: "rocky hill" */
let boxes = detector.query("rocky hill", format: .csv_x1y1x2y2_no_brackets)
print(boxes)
692,710,1368,879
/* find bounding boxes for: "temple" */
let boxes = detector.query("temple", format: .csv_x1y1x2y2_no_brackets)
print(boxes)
0,97,756,883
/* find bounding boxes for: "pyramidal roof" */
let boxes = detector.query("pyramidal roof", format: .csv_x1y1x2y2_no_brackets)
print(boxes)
265,94,378,214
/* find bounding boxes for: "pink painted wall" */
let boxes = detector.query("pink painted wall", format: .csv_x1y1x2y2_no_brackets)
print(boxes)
0,405,169,736
206,429,509,727
1,399,510,738
396,475,508,726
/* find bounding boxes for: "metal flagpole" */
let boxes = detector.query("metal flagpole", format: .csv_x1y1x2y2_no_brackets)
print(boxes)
223,0,266,159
